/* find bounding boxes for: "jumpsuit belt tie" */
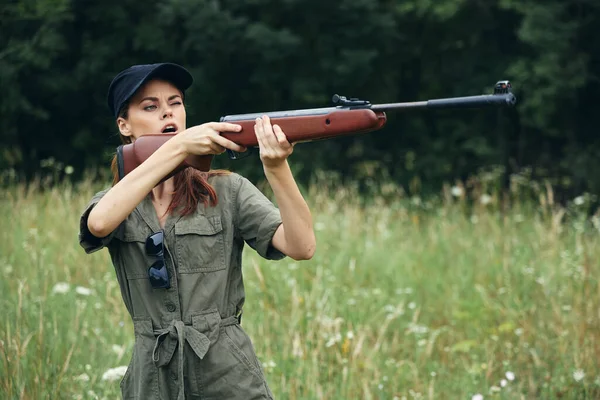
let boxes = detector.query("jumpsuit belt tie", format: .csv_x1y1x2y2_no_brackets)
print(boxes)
151,316,240,400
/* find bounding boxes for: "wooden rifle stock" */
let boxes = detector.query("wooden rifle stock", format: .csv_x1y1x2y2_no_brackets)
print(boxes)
116,108,386,182
115,80,517,182
116,136,214,183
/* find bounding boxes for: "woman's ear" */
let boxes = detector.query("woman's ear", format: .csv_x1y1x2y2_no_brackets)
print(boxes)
117,117,132,138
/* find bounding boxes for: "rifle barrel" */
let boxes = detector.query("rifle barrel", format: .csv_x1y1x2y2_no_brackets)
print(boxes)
371,93,516,111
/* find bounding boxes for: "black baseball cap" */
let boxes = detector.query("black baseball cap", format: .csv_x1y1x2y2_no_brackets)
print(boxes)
107,62,194,118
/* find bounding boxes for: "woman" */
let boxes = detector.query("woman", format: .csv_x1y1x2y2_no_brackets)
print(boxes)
79,63,316,399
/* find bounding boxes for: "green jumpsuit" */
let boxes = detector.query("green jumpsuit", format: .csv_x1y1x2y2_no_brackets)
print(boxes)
79,173,285,400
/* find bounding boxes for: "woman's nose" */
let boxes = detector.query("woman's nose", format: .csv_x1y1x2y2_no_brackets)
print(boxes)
162,108,173,119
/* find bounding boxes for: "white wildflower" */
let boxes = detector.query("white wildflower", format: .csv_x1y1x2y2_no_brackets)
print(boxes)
74,373,90,382
395,287,413,295
101,366,128,381
417,339,427,347
112,344,124,354
535,276,546,285
383,304,397,313
451,186,464,197
262,360,277,372
346,331,354,339
514,328,524,336
500,379,507,387
408,302,416,310
75,286,93,296
407,323,429,335
480,194,492,205
65,165,74,175
573,369,585,382
472,394,483,400
314,222,326,231
506,371,515,381
292,334,304,358
574,196,585,206
490,386,501,392
318,316,344,329
325,333,342,347
52,282,70,294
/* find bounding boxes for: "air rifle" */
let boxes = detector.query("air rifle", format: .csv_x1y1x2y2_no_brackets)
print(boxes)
116,80,516,182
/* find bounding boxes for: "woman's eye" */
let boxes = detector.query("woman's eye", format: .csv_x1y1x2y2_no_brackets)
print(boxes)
144,105,157,111
171,101,182,106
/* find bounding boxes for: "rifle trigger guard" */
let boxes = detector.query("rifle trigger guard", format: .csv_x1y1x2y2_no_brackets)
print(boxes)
226,149,240,160
226,148,253,160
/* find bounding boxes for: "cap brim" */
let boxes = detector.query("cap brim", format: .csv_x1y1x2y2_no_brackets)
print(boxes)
121,63,194,109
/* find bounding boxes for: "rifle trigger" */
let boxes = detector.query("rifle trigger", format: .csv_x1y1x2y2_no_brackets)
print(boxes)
226,149,240,160
226,147,253,161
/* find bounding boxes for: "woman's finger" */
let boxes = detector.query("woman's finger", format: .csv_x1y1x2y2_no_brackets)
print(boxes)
209,141,226,154
212,134,246,153
205,122,242,133
260,115,280,147
272,124,291,148
254,117,268,149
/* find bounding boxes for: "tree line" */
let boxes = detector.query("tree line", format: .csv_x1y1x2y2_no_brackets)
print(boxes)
2,0,599,198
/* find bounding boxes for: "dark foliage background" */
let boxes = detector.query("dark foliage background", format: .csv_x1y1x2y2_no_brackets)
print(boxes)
2,0,599,197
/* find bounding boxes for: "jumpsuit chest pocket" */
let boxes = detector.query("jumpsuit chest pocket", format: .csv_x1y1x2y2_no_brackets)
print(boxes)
174,215,226,273
115,223,154,280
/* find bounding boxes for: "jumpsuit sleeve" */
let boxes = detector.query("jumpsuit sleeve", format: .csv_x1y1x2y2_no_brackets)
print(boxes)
78,188,121,254
233,175,286,260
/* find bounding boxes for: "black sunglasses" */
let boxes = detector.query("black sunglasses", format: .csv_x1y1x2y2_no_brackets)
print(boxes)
145,231,170,289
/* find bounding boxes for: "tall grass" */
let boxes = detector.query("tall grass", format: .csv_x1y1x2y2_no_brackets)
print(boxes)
1,170,599,399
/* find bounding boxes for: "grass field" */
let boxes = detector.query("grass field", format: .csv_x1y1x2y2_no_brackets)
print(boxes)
1,171,599,399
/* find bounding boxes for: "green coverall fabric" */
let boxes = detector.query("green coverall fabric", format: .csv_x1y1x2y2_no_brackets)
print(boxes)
79,173,285,399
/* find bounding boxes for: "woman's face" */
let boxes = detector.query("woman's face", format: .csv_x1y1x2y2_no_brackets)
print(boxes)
117,79,187,141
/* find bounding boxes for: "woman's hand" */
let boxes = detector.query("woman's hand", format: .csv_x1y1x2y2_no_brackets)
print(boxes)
254,115,294,169
176,122,247,156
